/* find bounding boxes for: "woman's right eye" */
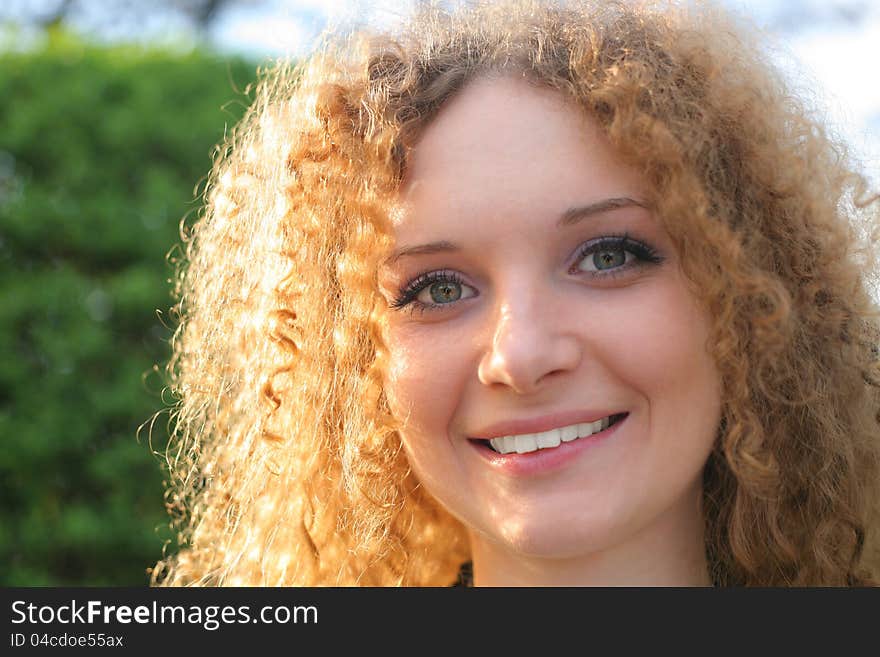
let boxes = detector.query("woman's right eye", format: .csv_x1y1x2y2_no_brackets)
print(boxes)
390,271,477,313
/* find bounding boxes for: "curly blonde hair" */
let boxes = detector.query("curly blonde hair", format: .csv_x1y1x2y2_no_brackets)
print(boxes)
150,0,880,586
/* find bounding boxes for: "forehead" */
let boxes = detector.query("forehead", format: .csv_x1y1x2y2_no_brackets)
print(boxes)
395,75,646,231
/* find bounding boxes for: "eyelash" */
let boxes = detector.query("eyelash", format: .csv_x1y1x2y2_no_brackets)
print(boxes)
390,234,664,314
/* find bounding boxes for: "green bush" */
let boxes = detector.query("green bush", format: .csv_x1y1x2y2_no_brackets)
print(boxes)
0,31,256,585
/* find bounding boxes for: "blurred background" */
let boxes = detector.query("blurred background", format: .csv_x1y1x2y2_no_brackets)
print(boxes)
1,0,878,586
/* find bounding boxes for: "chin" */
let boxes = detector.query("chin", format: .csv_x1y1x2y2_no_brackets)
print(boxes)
478,513,623,560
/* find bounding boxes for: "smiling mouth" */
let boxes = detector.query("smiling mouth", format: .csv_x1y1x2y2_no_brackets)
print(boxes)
475,413,628,455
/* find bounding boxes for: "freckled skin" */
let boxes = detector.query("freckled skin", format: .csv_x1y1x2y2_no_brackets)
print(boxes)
378,76,722,586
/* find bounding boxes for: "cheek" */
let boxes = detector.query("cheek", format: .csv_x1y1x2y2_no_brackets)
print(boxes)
601,278,721,434
383,325,466,440
626,274,713,371
382,326,472,497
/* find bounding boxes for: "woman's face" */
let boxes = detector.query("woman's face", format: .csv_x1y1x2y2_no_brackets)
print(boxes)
378,75,722,561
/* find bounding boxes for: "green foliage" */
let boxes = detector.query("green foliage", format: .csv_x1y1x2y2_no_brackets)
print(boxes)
0,32,256,584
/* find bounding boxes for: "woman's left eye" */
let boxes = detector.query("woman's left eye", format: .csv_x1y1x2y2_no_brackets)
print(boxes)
577,246,633,272
572,236,663,277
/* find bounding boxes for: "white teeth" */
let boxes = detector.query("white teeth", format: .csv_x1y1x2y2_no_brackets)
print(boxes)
536,428,561,449
489,436,513,453
487,416,618,455
515,434,537,454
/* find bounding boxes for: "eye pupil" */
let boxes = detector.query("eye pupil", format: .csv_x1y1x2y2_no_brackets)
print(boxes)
594,248,625,270
430,282,461,303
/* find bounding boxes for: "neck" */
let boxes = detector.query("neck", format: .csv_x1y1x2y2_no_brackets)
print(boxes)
468,486,712,587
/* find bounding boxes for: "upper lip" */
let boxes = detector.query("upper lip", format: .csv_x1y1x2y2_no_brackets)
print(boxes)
468,409,626,440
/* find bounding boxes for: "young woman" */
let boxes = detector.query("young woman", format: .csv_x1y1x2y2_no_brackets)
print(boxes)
151,0,880,586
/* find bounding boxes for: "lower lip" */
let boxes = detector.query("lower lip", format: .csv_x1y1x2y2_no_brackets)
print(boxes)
468,415,627,476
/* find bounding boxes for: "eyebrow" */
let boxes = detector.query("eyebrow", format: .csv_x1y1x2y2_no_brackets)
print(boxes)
383,196,648,266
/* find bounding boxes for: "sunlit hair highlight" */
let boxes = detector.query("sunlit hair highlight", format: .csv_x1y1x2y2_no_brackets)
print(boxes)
151,0,880,586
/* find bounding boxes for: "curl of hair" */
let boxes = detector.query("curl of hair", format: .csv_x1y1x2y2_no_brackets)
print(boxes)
151,0,880,586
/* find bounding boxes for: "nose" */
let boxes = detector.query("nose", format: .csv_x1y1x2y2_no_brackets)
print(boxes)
477,283,582,395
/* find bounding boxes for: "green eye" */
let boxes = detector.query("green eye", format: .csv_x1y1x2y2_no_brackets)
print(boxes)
597,248,625,269
428,282,462,303
579,246,630,272
391,270,476,313
572,235,664,277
